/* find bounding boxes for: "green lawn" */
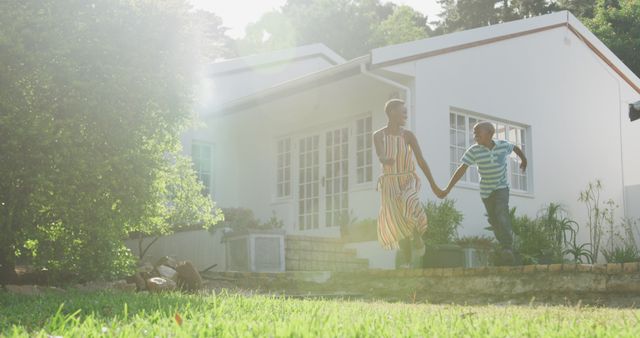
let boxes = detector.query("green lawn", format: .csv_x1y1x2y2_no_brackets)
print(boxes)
1,290,639,337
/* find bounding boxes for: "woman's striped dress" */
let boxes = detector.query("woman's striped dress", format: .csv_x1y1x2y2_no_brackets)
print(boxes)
377,129,428,250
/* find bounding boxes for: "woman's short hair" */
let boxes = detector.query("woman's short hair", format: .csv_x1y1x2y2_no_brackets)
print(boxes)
384,99,405,116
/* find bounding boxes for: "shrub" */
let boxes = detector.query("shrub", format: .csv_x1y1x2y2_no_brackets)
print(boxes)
423,199,463,247
511,204,579,265
219,208,283,230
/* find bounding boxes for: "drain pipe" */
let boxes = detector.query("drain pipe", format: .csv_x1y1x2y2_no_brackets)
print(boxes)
360,63,415,132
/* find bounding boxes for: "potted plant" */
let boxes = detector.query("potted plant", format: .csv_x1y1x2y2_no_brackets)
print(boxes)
421,199,464,268
454,235,496,268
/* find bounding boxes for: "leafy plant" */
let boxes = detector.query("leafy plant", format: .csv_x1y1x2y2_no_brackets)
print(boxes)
601,218,640,263
602,246,640,263
578,180,618,263
422,199,463,247
454,235,496,251
563,241,593,264
219,208,283,231
511,204,580,265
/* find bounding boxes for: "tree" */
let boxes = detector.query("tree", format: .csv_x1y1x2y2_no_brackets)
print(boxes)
0,0,222,283
434,0,554,34
192,10,237,61
372,5,431,46
555,0,598,18
584,0,640,77
235,0,430,59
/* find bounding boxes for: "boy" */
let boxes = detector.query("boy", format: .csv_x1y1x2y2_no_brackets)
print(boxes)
439,121,527,265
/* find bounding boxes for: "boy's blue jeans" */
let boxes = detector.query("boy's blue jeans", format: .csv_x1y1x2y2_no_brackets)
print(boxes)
481,187,514,251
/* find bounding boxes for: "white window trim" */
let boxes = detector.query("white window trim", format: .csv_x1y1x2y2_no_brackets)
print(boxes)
191,139,215,198
449,107,534,197
352,112,375,190
274,136,293,201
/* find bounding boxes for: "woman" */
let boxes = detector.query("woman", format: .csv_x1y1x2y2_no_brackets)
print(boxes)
373,99,443,268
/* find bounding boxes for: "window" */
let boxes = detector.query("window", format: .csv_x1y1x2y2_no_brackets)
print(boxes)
355,115,373,184
449,110,529,192
276,137,292,198
325,127,349,227
298,135,320,230
192,141,213,196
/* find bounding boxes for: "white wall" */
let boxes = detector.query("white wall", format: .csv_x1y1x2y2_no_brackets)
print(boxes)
620,83,640,221
214,75,398,238
124,229,226,271
413,26,627,241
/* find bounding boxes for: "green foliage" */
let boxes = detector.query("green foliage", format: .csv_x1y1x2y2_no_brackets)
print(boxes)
584,0,640,78
454,235,497,250
423,199,463,246
0,0,223,282
512,203,580,265
219,208,284,230
555,0,598,18
578,179,618,263
372,5,430,46
435,0,554,34
235,0,430,59
602,245,640,263
601,218,640,263
2,291,640,336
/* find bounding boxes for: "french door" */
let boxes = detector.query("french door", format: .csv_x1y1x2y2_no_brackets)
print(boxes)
297,127,349,230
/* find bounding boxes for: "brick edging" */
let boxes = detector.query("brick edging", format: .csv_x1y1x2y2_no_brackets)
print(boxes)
212,263,639,279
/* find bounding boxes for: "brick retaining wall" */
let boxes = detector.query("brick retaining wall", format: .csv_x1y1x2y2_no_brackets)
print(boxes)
204,263,640,306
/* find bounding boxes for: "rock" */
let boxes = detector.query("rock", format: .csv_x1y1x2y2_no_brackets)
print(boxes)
156,265,178,281
136,262,155,278
130,272,147,291
176,261,202,291
155,256,179,269
146,277,176,293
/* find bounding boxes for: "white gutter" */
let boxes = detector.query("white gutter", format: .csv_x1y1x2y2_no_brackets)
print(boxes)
360,63,415,132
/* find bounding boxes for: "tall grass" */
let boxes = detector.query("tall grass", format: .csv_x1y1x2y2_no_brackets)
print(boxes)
1,290,640,337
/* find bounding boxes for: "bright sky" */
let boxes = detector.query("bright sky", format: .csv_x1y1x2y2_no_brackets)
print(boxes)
188,0,442,39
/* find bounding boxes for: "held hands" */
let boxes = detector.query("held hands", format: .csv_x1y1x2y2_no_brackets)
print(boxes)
430,184,449,199
435,187,449,199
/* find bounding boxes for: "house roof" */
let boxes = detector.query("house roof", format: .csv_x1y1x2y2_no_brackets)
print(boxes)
211,11,640,114
208,43,346,77
371,10,640,94
213,55,370,114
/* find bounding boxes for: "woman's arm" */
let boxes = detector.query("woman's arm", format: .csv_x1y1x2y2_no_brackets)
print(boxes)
405,131,443,196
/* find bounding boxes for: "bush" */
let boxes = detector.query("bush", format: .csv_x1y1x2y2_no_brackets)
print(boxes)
422,199,463,247
454,235,496,251
219,208,283,230
511,204,580,265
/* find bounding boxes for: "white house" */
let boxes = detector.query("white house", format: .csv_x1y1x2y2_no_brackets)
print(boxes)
179,11,640,270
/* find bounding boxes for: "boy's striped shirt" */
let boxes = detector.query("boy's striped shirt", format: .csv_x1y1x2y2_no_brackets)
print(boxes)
460,140,515,198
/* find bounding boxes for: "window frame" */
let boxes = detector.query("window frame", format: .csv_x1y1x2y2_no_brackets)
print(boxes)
275,136,293,200
191,140,214,197
354,113,374,187
449,108,533,196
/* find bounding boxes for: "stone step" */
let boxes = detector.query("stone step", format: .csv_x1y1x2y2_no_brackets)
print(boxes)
285,235,370,272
